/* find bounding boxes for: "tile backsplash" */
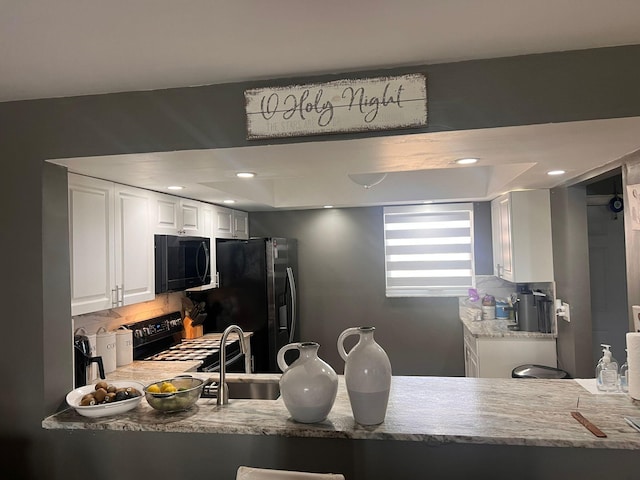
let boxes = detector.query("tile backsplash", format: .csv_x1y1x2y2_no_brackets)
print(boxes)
73,292,186,335
461,275,555,307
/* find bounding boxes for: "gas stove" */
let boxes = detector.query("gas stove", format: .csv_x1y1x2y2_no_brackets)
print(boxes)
127,312,243,373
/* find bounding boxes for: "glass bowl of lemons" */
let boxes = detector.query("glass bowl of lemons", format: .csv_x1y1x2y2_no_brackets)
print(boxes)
144,376,204,412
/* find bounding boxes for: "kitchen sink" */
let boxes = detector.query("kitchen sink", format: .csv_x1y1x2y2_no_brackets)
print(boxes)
202,378,280,400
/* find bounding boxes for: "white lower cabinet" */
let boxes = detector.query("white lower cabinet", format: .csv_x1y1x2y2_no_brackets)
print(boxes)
68,174,155,316
463,326,557,378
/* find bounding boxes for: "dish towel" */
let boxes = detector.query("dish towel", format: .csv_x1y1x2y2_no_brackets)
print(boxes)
236,466,345,480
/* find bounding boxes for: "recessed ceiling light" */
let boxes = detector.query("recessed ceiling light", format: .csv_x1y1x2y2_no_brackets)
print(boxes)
455,158,478,165
323,205,333,209
167,185,184,190
547,170,566,176
223,199,236,204
236,172,256,178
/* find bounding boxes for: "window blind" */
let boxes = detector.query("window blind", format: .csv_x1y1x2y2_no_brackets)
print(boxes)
383,203,475,297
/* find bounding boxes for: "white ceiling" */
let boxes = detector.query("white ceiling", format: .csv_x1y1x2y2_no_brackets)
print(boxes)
7,1,640,210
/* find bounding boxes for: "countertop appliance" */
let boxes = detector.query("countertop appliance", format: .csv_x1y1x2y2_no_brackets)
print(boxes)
128,312,243,373
155,234,211,293
515,290,553,333
189,237,298,373
73,332,105,388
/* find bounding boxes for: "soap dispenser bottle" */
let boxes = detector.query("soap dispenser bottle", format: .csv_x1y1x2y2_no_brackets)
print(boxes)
619,349,629,393
596,344,619,392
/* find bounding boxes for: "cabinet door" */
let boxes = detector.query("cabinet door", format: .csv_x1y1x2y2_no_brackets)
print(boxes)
464,343,479,378
214,206,234,238
68,175,116,316
152,194,202,235
233,210,249,239
114,185,155,305
497,195,513,281
213,206,249,239
476,337,557,378
179,199,202,235
463,327,479,377
491,190,553,283
491,199,502,277
509,190,554,282
153,193,180,234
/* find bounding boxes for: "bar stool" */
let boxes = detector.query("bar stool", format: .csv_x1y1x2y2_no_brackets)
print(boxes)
236,466,345,480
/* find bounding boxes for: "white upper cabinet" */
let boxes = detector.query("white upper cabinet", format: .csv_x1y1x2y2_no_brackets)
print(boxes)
491,189,554,283
113,184,155,306
68,174,154,316
214,206,249,239
152,193,203,236
69,175,115,315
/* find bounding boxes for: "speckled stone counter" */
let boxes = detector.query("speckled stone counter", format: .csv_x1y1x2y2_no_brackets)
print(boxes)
460,306,556,339
43,373,640,450
105,360,202,382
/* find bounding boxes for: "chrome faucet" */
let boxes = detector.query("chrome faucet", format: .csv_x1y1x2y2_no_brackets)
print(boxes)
217,324,247,405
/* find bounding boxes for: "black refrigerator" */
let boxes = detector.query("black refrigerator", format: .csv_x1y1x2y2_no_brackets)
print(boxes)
191,237,298,373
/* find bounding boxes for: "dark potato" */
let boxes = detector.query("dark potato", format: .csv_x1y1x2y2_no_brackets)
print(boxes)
95,381,109,391
80,395,96,406
79,383,141,407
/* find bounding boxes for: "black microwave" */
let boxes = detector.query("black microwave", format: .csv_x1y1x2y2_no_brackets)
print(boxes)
155,235,211,293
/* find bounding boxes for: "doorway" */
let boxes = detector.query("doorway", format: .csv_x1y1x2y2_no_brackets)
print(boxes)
586,170,629,367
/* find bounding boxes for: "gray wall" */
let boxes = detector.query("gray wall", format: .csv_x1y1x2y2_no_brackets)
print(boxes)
250,207,461,376
3,45,640,479
550,187,594,377
250,203,493,376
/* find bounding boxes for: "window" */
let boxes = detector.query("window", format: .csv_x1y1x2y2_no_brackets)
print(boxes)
383,203,475,297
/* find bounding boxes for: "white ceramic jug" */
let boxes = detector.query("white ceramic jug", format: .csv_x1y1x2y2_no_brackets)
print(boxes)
277,342,338,423
337,326,392,425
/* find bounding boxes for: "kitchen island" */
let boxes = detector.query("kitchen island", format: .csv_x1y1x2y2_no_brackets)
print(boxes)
44,373,640,449
42,373,640,479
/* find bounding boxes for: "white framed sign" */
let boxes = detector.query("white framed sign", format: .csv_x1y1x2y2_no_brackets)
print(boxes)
245,74,427,139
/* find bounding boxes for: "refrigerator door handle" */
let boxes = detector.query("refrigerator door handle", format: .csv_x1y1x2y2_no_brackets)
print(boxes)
286,266,297,343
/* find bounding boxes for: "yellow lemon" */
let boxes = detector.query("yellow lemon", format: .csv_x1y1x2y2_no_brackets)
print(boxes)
161,382,177,393
147,384,161,394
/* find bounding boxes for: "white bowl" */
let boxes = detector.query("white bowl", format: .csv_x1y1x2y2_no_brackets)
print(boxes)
66,380,145,418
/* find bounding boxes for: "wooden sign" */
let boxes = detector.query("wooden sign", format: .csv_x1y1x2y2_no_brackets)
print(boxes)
245,74,427,139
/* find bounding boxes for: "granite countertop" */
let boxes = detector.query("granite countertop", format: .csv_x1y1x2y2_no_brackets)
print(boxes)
460,306,556,339
105,360,203,382
43,371,640,450
104,331,253,382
